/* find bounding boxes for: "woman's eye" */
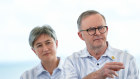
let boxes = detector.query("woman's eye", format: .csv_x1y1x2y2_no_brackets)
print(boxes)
37,45,42,48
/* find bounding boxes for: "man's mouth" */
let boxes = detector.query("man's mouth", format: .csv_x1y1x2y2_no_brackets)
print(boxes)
94,37,102,40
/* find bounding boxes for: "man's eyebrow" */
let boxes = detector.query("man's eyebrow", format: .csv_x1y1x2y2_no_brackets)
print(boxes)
45,40,51,42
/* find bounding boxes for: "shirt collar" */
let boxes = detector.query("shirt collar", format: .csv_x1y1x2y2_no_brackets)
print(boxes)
56,57,63,70
79,48,91,58
79,43,116,61
35,62,46,77
36,57,63,77
102,44,115,60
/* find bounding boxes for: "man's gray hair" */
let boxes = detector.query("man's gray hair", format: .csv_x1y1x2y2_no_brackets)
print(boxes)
77,10,106,31
29,25,57,48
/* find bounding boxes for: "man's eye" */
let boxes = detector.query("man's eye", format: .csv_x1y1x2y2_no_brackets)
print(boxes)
98,26,104,30
88,28,95,31
46,42,51,45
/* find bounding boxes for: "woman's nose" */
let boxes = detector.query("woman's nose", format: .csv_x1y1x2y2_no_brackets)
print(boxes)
42,45,49,51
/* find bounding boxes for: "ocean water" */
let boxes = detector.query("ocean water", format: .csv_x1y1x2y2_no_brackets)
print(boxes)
0,61,39,79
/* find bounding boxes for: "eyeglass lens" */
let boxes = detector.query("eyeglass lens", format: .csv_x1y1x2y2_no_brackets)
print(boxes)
87,26,107,35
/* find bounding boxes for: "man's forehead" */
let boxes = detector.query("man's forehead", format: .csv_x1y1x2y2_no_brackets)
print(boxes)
81,15,106,28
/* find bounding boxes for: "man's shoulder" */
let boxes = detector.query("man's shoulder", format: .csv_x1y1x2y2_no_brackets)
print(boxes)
64,49,86,63
67,49,85,59
110,47,134,59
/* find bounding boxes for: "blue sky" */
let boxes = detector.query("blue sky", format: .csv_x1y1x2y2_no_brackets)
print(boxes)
0,0,140,64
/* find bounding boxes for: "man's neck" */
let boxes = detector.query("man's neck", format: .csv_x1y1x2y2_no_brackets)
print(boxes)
88,45,107,60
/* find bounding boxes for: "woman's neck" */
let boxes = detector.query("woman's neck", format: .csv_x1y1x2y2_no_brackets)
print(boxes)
42,57,60,75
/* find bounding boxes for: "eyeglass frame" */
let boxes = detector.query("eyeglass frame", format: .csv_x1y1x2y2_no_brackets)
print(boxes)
80,26,108,36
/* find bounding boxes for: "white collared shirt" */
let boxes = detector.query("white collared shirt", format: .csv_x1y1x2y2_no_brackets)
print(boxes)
63,44,139,79
20,57,63,79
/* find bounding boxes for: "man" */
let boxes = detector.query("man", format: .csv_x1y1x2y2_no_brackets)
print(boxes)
63,10,139,79
20,25,63,79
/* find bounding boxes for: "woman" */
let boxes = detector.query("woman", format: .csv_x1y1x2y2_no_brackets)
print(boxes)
20,25,63,79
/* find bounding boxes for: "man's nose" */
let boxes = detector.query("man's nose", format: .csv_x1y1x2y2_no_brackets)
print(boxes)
94,29,101,35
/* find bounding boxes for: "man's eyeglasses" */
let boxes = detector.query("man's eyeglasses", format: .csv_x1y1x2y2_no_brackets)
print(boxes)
80,26,108,36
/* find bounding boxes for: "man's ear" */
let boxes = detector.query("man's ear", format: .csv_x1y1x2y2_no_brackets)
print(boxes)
78,32,84,40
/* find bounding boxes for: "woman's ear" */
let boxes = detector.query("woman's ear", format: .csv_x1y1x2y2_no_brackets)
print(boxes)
56,40,58,48
32,48,37,55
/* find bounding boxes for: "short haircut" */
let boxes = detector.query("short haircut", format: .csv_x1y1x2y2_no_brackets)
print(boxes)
77,10,106,31
29,25,57,48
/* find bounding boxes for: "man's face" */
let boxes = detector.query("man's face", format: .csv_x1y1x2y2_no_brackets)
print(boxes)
32,34,58,62
78,14,108,50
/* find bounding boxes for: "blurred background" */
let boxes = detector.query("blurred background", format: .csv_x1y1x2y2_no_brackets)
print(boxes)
0,0,140,79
